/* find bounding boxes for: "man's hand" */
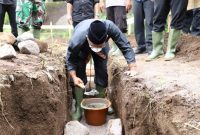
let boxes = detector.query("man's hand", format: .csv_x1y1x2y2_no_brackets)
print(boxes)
126,0,132,12
124,63,138,77
67,14,72,25
99,0,105,13
69,70,85,89
73,76,85,89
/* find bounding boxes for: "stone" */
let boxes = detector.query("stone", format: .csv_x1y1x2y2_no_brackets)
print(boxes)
64,121,90,135
17,32,34,42
0,32,16,45
34,39,48,52
0,44,16,59
18,40,40,55
106,119,122,135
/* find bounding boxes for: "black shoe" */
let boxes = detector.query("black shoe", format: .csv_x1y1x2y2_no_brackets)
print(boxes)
134,47,146,54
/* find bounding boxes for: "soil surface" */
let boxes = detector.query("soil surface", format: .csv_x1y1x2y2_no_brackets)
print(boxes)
108,34,200,135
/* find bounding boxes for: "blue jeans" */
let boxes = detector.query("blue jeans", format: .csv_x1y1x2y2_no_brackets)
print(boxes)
0,4,18,37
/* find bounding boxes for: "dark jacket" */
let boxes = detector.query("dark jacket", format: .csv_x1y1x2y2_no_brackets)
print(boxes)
66,0,99,23
66,19,135,71
0,0,16,4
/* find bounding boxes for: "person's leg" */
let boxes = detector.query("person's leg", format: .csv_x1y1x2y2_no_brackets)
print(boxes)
170,0,188,30
106,6,119,55
16,0,33,34
143,0,154,55
31,1,45,39
147,0,169,61
108,6,127,56
114,6,127,33
92,44,109,98
133,1,146,54
191,8,200,36
92,44,114,114
164,0,188,61
182,10,193,34
0,4,6,32
71,55,87,121
7,4,18,37
106,6,114,22
153,0,170,32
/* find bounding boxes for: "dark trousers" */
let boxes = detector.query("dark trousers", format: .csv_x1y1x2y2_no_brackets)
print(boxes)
153,0,188,32
106,6,127,33
133,0,154,48
0,4,18,37
74,43,110,88
191,8,200,36
182,9,193,34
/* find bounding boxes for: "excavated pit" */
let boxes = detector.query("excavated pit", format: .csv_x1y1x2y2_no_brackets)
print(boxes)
108,35,200,135
0,34,199,135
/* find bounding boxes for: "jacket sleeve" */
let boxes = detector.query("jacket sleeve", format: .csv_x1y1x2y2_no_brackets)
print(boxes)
106,20,136,64
66,27,87,71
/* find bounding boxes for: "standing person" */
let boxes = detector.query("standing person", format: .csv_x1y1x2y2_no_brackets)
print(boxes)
146,0,188,61
66,19,137,121
66,0,99,27
99,0,132,56
133,0,154,55
16,0,46,39
0,0,18,37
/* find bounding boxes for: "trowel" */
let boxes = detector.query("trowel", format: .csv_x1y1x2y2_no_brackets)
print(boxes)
79,81,99,96
84,88,99,96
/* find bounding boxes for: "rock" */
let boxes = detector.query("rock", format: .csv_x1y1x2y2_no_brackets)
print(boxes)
106,119,122,135
34,39,48,52
17,32,34,42
64,121,90,135
0,44,16,59
0,32,16,45
18,40,40,55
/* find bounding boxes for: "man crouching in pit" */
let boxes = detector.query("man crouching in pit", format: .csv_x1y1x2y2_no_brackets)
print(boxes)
66,19,137,121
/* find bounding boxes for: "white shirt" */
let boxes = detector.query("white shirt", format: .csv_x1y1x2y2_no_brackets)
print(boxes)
105,0,126,8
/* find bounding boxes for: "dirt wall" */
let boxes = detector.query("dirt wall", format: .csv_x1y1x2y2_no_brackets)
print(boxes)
109,62,200,135
0,53,69,135
108,35,200,135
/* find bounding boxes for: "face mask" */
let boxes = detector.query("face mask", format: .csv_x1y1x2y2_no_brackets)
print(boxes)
90,47,102,52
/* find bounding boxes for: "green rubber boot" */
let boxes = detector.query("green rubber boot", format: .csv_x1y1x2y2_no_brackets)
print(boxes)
31,28,41,39
96,85,106,98
96,85,114,114
72,87,84,121
164,29,181,61
146,31,164,61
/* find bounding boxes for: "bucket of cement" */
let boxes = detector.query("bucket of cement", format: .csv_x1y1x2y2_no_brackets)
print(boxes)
81,98,111,126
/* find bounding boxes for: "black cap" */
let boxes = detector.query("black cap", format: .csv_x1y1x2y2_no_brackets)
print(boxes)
88,20,107,44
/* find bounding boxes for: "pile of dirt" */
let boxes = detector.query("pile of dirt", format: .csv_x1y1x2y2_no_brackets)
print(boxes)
108,35,200,135
176,34,200,61
0,48,70,134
